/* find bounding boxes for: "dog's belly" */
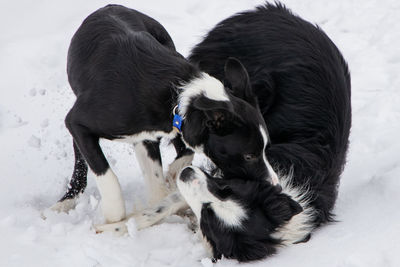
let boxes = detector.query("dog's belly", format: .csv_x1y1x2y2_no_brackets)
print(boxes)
114,130,177,144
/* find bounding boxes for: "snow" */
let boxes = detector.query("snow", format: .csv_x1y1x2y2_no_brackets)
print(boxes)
1,0,399,266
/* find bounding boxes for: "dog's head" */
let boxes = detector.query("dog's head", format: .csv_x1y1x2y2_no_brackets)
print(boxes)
177,166,303,262
179,57,278,184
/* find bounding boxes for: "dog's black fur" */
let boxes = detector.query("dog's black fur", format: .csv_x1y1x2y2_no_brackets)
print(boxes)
57,5,278,221
183,2,351,261
178,167,303,262
60,4,193,201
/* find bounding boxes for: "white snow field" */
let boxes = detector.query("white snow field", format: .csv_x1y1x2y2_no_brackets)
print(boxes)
1,0,400,266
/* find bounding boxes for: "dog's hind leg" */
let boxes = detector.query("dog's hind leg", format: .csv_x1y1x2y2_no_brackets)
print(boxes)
166,136,194,190
95,191,188,235
134,140,169,206
51,141,88,213
60,106,126,223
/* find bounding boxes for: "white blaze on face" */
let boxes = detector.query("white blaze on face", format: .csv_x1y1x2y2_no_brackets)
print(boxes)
259,125,279,185
177,167,246,227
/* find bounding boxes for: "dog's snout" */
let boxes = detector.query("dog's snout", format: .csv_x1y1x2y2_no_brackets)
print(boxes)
179,167,195,182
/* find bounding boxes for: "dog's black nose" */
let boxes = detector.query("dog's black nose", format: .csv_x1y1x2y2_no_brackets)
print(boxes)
179,167,195,182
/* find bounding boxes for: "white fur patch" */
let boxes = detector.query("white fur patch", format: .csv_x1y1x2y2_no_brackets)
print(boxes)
259,125,279,185
177,167,247,227
134,142,168,205
50,198,77,213
271,170,316,245
116,130,177,144
95,168,126,223
178,72,230,118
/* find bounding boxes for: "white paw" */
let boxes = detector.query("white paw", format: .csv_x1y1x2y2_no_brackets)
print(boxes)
50,198,77,213
94,219,129,236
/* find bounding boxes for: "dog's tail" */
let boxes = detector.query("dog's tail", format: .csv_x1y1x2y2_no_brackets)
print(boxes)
51,141,88,213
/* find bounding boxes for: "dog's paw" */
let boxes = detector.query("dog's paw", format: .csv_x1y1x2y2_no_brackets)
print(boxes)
94,219,128,236
49,198,77,213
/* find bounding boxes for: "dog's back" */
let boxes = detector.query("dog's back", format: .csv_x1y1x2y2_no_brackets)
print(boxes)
189,3,351,224
67,4,188,96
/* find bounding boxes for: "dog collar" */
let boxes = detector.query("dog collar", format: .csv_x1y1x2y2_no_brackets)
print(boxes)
172,105,182,133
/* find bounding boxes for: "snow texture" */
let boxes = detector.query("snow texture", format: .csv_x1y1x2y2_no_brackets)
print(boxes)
1,0,399,266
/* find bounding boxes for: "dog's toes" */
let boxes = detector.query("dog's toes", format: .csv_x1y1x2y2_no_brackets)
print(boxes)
94,220,128,236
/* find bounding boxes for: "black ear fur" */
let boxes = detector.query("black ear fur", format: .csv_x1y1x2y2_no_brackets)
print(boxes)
224,57,255,105
266,193,303,223
210,181,233,200
193,96,237,134
261,185,303,224
251,70,277,115
193,96,233,112
181,109,207,148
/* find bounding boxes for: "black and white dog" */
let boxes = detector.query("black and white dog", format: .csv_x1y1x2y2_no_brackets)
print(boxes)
181,3,351,261
52,4,279,224
104,3,351,262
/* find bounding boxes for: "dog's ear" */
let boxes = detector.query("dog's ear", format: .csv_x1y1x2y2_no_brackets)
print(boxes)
193,96,233,112
181,97,234,146
209,180,234,200
251,71,277,115
261,185,303,225
193,96,237,134
224,57,256,105
265,193,303,223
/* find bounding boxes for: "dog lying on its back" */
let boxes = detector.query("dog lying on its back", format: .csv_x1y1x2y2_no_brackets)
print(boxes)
114,3,351,262
52,4,280,226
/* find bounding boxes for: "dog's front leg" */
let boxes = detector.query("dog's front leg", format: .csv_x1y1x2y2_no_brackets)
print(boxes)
95,191,188,235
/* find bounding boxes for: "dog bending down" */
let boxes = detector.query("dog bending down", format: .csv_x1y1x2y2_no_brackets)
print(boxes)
113,3,351,262
53,4,279,224
186,3,351,261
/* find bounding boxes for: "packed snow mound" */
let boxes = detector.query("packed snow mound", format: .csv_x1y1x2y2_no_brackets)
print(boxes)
1,0,399,266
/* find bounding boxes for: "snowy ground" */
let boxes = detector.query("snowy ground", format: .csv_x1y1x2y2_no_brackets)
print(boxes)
1,0,400,266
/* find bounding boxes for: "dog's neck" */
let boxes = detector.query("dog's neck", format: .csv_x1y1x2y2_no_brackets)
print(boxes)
171,105,183,132
177,72,230,118
171,72,229,151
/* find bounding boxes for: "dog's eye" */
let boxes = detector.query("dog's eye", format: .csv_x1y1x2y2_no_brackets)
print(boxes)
244,153,257,161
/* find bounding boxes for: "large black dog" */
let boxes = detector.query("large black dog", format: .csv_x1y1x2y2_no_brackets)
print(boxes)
116,3,351,262
181,3,351,261
52,4,279,224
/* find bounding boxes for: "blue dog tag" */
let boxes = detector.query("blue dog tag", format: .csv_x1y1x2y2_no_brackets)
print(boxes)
173,113,182,132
